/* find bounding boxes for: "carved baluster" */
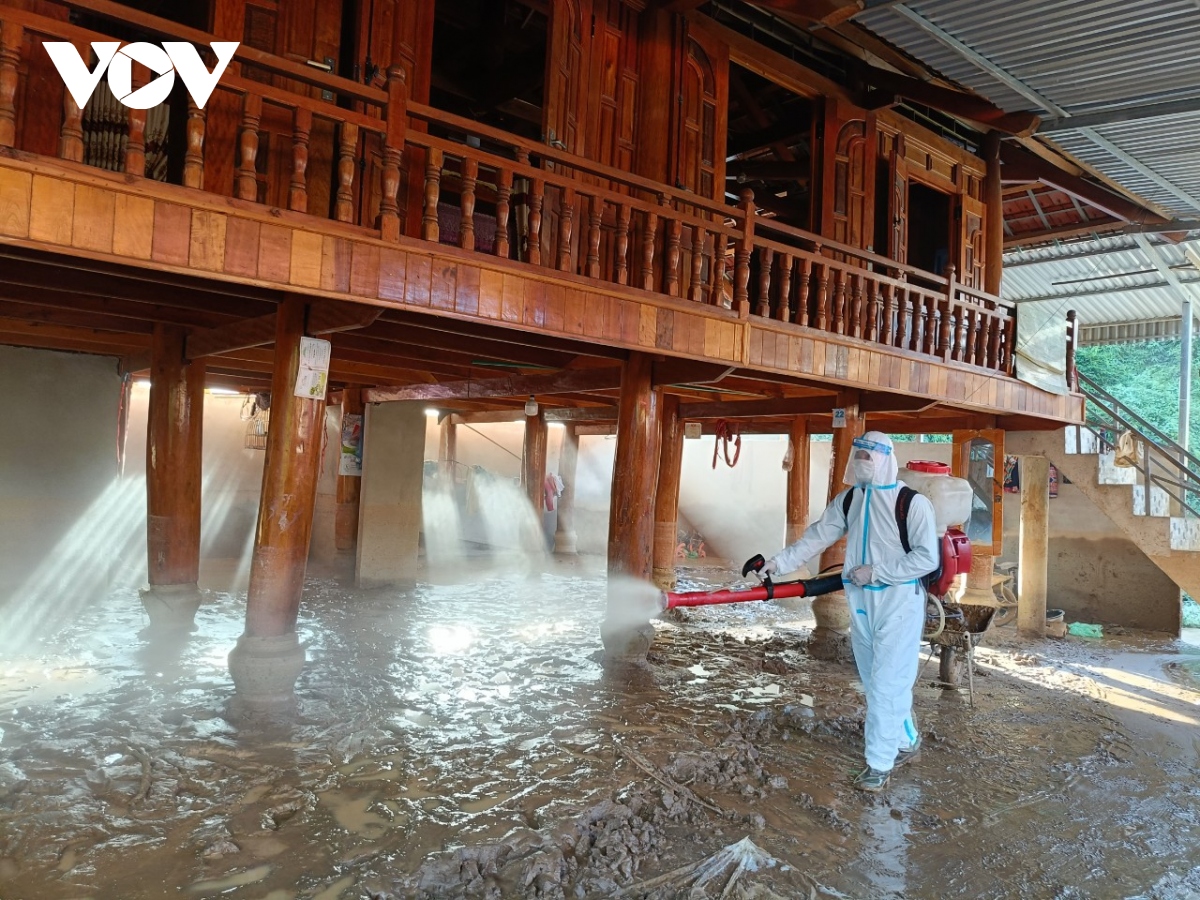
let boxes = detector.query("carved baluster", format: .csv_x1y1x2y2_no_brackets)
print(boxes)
756,246,773,317
775,253,792,322
815,263,831,331
0,21,22,149
527,177,543,265
59,41,86,162
641,205,659,292
988,303,1003,371
795,258,812,327
421,147,445,242
460,156,478,251
125,69,149,177
181,98,205,188
557,186,575,272
940,300,955,361
735,190,755,317
851,273,866,338
379,66,407,239
712,233,728,307
586,193,602,279
964,306,979,364
895,287,909,349
495,168,513,259
920,294,934,355
864,278,880,341
831,269,846,334
881,283,895,345
234,93,262,200
689,225,706,303
288,107,312,213
664,198,682,296
615,203,631,285
336,123,361,224
1004,315,1017,375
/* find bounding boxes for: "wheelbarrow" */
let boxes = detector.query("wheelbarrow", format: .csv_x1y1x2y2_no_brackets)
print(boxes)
923,599,997,706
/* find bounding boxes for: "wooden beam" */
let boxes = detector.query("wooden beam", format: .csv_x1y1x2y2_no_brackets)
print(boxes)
858,393,939,414
364,366,624,403
0,300,155,335
653,360,737,387
0,283,236,329
450,406,618,425
186,313,278,360
307,301,383,334
855,65,1040,136
1003,218,1125,249
679,396,833,419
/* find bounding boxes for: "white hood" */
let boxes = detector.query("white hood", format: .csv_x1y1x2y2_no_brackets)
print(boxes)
842,431,899,487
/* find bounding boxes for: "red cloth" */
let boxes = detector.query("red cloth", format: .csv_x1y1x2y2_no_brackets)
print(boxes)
543,474,557,511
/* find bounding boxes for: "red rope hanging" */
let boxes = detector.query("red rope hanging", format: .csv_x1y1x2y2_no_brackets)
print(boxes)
712,419,742,469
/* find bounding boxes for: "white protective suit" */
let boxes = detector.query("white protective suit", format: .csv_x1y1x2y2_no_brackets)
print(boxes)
768,432,939,772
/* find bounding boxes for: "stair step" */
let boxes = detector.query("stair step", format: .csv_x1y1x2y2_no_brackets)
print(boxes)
1170,517,1200,551
1063,426,1103,456
1097,451,1138,485
1133,485,1171,517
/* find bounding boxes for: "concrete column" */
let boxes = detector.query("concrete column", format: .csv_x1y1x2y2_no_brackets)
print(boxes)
652,396,683,589
355,401,426,588
522,408,548,515
785,417,810,545
228,296,326,704
143,323,205,628
603,352,662,662
811,393,861,661
1018,454,1049,638
953,431,996,607
334,387,363,555
554,424,579,554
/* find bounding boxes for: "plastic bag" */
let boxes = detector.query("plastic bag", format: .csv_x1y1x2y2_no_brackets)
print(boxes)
1067,622,1104,639
1114,431,1139,468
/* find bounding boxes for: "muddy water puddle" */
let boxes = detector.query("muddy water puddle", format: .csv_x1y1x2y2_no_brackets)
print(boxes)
2,561,1200,898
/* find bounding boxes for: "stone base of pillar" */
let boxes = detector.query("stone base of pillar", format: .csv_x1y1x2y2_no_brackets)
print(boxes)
140,584,202,629
601,619,655,664
806,593,854,662
228,632,306,705
650,566,676,590
554,531,578,554
959,552,998,607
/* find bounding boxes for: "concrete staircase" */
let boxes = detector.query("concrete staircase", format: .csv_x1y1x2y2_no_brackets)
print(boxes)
1006,426,1200,602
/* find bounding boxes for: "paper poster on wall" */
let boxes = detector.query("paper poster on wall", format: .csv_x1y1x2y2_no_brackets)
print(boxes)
832,408,846,428
294,336,331,399
339,413,363,476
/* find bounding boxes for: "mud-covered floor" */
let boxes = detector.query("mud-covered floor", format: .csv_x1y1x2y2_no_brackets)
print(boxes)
2,557,1200,900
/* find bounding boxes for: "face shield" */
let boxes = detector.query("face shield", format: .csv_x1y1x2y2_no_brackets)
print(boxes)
843,431,899,487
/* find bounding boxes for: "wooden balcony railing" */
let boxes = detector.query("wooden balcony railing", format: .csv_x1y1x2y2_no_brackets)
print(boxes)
0,0,1018,379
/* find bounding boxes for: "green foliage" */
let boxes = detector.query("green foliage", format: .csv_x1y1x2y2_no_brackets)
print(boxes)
1075,338,1198,449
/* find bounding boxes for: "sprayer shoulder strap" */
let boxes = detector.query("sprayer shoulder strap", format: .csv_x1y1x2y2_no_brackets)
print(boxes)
842,485,919,553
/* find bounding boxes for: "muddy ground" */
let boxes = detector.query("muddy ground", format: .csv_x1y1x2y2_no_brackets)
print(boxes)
2,556,1199,899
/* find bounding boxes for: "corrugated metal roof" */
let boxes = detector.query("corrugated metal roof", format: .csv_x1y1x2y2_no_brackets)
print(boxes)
1001,236,1200,328
857,0,1200,218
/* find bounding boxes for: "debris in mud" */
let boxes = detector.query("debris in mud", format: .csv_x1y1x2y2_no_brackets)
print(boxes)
612,836,775,898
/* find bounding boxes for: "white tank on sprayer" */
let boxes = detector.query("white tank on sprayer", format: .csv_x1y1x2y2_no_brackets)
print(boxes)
897,460,973,536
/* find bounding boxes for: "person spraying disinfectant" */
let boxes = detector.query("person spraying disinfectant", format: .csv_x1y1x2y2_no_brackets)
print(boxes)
758,432,939,792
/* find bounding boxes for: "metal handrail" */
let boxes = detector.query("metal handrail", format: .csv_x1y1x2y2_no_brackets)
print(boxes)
1074,370,1200,517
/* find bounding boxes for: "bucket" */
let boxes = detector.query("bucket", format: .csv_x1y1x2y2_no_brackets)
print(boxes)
1046,608,1067,638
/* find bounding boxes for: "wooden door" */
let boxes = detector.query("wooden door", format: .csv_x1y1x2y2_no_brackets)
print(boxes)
544,0,590,155
957,194,986,289
672,26,728,202
586,0,640,173
888,134,908,265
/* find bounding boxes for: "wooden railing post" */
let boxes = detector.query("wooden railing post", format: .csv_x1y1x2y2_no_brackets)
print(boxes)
288,107,312,213
615,203,631,285
664,197,682,296
460,156,478,251
756,246,773,317
776,252,792,322
795,257,812,326
923,293,937,355
182,98,205,189
734,189,755,318
712,233,728,307
557,186,576,272
495,168,513,259
1066,309,1079,391
335,122,359,224
881,283,895,345
421,146,444,242
586,193,603,280
851,273,866,339
0,21,23,149
815,262,830,331
986,303,1002,371
59,39,86,162
379,65,407,239
125,68,149,177
831,269,846,334
689,225,706,303
943,265,959,361
526,177,543,265
641,203,658,292
235,93,263,201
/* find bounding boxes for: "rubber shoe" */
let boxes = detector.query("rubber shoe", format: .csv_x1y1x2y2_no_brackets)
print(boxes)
895,734,923,768
853,767,891,792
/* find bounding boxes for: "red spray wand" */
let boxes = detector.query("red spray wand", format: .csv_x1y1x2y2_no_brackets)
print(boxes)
661,555,845,610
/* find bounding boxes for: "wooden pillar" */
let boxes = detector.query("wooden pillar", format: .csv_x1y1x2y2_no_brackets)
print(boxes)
1017,454,1049,638
785,417,810,545
810,393,861,661
356,402,425,588
143,324,204,626
604,352,662,661
652,396,684,589
438,414,457,481
523,408,548,515
554,424,580,554
229,296,326,704
953,430,999,607
334,387,363,555
983,131,1004,297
